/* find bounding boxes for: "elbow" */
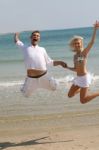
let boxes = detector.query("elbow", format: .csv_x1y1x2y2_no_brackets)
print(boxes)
90,41,94,46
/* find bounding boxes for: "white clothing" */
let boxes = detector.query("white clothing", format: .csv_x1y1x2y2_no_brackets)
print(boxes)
21,73,59,97
16,40,53,70
16,40,58,97
73,73,92,88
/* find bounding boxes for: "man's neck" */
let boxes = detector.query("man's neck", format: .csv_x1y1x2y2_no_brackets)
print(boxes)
31,42,38,47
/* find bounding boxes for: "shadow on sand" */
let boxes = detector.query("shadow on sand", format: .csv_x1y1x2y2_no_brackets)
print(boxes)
0,136,74,149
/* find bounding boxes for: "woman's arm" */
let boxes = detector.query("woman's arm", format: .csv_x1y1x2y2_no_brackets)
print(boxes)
83,21,99,56
66,65,76,72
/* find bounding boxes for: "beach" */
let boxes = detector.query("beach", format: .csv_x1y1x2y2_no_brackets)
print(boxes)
0,107,99,150
0,28,99,150
0,128,99,150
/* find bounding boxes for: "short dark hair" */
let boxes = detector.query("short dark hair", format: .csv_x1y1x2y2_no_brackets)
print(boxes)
31,30,40,36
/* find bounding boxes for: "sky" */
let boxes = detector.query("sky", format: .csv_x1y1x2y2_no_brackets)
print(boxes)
0,0,99,33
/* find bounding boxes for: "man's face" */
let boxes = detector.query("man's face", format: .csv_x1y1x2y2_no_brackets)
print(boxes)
31,32,40,45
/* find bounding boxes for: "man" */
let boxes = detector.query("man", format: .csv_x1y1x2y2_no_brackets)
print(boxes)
14,31,67,97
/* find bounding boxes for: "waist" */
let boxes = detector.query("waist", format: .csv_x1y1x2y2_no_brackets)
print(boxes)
27,69,47,78
76,68,87,76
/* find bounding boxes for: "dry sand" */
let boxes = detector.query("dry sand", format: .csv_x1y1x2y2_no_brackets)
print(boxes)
0,107,99,150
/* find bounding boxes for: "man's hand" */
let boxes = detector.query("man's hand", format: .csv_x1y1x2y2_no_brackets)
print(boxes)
14,32,20,43
53,61,67,68
60,61,67,68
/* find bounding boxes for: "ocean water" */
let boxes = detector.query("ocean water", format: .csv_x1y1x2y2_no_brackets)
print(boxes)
0,27,99,121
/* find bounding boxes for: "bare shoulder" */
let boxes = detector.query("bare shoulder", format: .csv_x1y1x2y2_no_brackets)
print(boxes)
81,48,88,57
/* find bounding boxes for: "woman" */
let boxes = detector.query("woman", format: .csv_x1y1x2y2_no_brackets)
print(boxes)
67,21,99,104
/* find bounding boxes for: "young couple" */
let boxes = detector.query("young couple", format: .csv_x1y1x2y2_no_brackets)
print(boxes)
14,21,99,104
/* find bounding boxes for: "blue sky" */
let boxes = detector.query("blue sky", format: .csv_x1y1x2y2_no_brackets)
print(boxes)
0,0,99,33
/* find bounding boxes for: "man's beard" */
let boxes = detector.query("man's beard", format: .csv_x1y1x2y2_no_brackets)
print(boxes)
32,39,38,46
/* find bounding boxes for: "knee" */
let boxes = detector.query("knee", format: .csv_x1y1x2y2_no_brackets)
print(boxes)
68,93,74,98
80,98,86,104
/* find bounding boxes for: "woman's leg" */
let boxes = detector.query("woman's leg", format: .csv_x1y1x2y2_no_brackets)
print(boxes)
80,87,99,104
68,84,80,98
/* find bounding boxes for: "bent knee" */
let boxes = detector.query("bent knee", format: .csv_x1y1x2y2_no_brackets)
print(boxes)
80,98,86,104
68,93,74,98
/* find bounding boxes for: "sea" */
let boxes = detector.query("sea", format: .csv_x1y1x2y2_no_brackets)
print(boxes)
0,27,99,132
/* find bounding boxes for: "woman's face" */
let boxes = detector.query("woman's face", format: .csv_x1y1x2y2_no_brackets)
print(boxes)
72,39,83,52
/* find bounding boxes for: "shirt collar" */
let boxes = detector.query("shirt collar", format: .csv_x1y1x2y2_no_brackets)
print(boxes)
31,45,39,48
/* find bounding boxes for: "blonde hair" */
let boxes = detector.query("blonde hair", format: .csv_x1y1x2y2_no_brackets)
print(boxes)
69,35,84,50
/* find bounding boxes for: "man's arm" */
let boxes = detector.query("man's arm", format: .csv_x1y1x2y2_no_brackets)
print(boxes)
53,60,67,68
14,32,25,48
14,32,20,43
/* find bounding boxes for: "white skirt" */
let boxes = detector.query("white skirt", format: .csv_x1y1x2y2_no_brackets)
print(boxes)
73,73,92,88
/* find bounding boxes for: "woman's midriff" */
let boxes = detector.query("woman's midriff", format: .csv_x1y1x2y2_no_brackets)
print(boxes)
77,69,87,76
27,69,47,77
76,64,87,76
76,67,87,76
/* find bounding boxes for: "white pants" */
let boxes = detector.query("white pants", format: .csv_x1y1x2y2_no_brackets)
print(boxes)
21,73,59,97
